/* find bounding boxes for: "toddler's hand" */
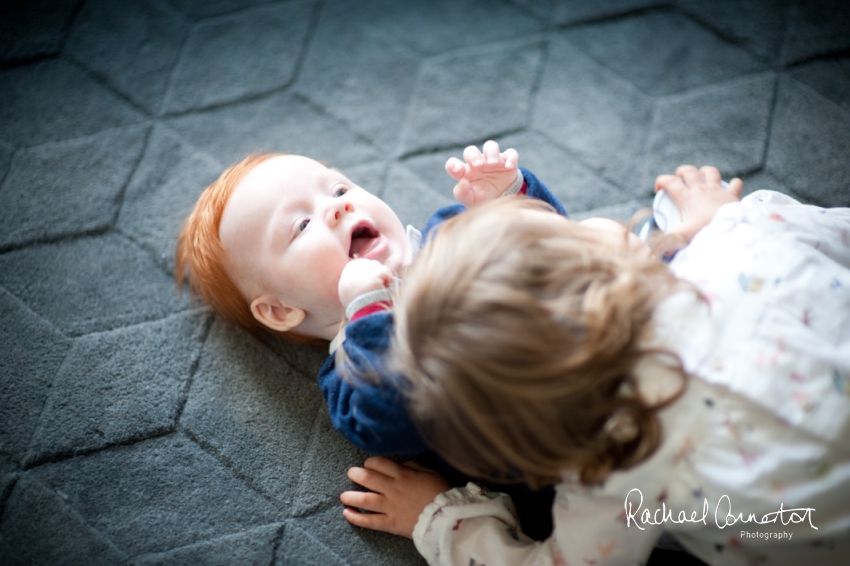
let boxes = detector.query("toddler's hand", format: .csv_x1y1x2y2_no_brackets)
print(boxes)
655,165,743,242
446,140,520,207
341,457,451,538
338,259,393,310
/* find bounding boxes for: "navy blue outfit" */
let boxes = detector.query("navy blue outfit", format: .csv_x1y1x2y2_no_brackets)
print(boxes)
318,169,567,455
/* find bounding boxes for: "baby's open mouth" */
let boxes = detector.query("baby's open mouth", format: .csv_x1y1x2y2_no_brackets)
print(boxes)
349,223,380,258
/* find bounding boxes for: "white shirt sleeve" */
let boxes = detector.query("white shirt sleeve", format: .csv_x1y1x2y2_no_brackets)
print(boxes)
413,482,661,566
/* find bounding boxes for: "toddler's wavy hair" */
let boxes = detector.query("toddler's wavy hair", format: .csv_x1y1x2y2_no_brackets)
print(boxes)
175,153,324,345
392,198,687,488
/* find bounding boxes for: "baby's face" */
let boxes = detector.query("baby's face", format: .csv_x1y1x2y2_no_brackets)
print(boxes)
219,155,411,340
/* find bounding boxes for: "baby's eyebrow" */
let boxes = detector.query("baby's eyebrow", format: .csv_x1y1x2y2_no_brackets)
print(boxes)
273,201,305,241
272,211,297,249
324,167,350,185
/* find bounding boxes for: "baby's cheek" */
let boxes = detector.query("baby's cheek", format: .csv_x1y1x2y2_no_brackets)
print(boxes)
281,260,343,315
320,258,349,303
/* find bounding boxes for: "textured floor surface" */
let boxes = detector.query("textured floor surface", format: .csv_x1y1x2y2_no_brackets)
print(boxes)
1,0,849,564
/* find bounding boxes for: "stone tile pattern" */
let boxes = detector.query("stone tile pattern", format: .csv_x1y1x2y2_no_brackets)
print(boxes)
0,1,848,565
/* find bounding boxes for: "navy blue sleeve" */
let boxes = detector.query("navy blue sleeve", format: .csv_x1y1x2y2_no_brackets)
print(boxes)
520,168,568,217
421,203,466,240
421,168,568,240
318,311,428,456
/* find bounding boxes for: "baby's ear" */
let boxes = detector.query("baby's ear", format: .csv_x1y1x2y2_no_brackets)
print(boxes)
250,296,306,332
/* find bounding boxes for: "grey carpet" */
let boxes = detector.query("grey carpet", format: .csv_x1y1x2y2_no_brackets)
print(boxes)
1,0,849,564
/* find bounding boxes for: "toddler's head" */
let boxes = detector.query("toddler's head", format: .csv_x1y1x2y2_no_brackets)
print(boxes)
176,153,412,343
392,198,682,487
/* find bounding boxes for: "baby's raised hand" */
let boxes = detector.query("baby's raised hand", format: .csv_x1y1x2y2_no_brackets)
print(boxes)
338,258,393,310
446,140,520,208
655,165,743,243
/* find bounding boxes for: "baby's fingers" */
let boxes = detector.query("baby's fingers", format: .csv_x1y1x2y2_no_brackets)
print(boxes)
463,144,484,166
445,157,467,181
502,147,518,169
453,178,474,207
369,263,394,285
482,140,501,164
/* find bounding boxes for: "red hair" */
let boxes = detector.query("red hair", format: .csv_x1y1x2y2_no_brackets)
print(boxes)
175,153,325,346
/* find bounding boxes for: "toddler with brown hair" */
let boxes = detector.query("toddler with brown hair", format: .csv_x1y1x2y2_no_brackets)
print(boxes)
340,169,850,565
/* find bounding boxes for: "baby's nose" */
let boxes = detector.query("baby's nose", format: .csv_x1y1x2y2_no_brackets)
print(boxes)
331,202,353,222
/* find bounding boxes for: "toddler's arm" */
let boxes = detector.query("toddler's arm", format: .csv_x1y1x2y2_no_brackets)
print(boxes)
655,165,743,243
341,457,656,565
446,140,522,207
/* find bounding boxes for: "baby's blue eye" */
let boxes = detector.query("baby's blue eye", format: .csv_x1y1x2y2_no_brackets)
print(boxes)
298,219,310,232
334,187,347,197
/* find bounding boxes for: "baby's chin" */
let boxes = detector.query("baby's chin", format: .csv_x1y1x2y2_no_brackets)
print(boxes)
299,310,346,342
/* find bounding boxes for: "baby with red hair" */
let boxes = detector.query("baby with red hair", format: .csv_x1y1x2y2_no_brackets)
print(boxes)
175,142,568,458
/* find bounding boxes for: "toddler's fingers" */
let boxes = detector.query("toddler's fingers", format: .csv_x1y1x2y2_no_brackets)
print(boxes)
342,507,388,531
445,157,466,181
655,174,682,193
674,164,697,177
347,466,388,493
340,490,384,513
482,140,500,164
502,148,519,169
699,166,721,184
676,164,701,187
728,178,744,198
402,460,434,473
463,144,484,166
364,456,404,478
